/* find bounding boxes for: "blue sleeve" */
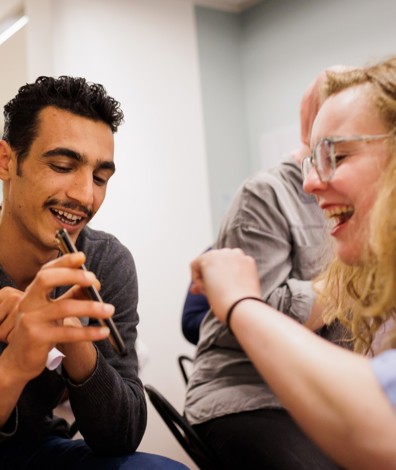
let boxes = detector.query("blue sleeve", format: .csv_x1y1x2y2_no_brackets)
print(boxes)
181,287,210,345
371,349,396,408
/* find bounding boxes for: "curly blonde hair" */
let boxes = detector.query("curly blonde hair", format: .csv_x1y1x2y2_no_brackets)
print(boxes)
316,56,396,354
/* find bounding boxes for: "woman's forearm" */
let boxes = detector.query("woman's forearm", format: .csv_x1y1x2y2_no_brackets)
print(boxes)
230,299,396,470
191,248,396,468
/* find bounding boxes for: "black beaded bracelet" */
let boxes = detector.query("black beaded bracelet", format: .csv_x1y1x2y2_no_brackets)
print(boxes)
226,296,265,333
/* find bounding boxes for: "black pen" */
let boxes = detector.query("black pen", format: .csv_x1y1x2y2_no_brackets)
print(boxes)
55,228,126,356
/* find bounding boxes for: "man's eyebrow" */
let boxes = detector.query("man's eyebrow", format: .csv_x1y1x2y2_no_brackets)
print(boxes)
42,147,116,173
99,161,116,173
43,147,84,161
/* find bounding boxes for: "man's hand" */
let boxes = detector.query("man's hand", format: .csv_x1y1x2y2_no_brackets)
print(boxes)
0,287,24,342
2,252,114,382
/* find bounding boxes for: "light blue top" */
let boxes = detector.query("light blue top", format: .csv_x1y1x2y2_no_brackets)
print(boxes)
371,349,396,408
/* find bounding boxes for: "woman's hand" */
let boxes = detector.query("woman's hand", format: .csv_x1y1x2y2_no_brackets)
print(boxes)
190,248,261,322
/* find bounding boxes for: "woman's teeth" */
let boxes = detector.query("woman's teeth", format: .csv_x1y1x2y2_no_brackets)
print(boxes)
324,206,354,226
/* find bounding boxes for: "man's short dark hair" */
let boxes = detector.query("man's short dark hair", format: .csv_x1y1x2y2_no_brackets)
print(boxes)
2,76,124,168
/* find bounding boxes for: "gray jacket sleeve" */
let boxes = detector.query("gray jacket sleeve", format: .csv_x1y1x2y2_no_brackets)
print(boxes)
215,164,324,324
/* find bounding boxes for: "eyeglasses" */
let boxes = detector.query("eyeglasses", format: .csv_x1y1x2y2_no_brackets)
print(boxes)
301,133,392,183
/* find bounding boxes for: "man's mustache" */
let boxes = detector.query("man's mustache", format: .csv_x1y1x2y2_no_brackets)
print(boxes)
44,199,93,219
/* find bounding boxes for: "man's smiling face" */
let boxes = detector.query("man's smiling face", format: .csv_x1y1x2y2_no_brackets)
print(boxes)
4,106,115,249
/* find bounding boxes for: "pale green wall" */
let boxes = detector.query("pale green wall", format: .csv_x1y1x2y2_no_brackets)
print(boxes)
196,0,396,233
241,0,396,170
0,21,27,203
195,6,250,236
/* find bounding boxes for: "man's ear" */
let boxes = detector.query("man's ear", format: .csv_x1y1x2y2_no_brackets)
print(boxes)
0,140,13,180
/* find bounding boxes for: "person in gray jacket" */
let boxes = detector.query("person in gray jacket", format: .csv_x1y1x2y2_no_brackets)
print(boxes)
0,76,187,469
184,69,349,469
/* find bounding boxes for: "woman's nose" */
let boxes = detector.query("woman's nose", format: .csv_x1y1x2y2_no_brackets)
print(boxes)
302,167,328,194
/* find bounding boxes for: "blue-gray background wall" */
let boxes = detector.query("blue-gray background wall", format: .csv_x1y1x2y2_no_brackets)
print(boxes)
196,0,396,234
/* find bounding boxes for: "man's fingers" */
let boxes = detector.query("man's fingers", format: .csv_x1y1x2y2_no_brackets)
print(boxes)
28,298,115,323
26,323,111,345
9,299,114,346
41,252,86,269
58,281,102,302
21,268,98,310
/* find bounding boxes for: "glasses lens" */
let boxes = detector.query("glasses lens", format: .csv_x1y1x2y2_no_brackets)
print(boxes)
316,140,333,182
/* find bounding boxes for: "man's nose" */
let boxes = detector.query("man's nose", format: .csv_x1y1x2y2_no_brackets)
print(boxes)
66,170,95,207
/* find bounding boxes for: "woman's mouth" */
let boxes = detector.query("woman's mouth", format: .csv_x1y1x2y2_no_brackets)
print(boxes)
324,206,354,230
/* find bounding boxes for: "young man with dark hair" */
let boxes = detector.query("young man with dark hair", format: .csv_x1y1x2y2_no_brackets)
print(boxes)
0,76,186,469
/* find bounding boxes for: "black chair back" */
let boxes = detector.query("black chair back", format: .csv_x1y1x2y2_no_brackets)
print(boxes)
177,354,193,385
144,384,220,470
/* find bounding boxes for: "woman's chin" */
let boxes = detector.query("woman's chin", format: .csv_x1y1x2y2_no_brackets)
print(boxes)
336,245,364,266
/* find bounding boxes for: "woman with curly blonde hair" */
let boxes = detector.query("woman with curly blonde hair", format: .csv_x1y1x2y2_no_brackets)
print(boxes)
189,56,396,470
314,59,396,355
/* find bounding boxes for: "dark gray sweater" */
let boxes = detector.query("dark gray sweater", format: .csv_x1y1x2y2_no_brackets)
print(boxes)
0,226,146,458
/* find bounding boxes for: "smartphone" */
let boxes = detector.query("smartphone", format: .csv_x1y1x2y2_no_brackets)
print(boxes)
55,228,127,356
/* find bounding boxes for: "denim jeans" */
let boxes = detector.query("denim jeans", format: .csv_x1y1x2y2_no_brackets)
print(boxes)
2,436,189,470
